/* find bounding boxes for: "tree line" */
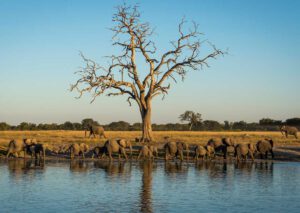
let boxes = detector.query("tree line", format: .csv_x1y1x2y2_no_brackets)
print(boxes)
0,117,299,131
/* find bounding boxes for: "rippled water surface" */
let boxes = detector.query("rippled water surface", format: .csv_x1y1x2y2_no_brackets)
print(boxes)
0,159,300,213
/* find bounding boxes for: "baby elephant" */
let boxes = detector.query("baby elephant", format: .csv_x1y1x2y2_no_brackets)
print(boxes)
69,143,89,159
164,142,189,161
194,145,207,161
256,139,274,159
137,145,154,160
6,140,26,158
92,146,107,159
137,145,158,160
117,139,133,158
235,143,256,161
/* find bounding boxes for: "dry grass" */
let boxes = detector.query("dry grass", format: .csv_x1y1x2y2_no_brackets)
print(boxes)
0,130,299,148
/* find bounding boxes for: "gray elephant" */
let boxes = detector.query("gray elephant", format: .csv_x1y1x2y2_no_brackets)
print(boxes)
205,145,215,159
164,142,189,161
280,125,298,139
194,145,207,161
69,143,89,159
235,143,255,161
256,139,274,159
28,143,50,160
207,138,223,152
92,146,107,159
137,145,154,160
6,140,27,158
85,124,106,138
117,139,133,158
103,139,128,161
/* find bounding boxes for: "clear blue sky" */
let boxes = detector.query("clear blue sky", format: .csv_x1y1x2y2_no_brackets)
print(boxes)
0,0,299,125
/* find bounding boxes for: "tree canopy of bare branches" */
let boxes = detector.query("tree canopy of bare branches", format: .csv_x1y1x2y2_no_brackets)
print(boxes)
71,4,224,141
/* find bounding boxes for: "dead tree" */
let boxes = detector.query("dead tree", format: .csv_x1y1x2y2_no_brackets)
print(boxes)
71,4,224,142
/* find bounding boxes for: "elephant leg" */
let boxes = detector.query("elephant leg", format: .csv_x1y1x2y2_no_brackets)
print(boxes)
165,149,169,161
92,153,94,159
260,153,263,159
285,132,288,138
137,150,142,160
249,152,254,161
121,148,128,160
180,151,184,161
195,153,198,161
265,152,268,159
6,151,11,158
294,134,298,139
270,150,274,159
129,146,133,158
186,150,189,161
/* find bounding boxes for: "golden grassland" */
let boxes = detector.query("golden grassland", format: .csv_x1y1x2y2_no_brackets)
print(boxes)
0,130,299,147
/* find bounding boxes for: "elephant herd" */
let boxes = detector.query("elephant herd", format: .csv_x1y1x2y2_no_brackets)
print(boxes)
4,137,274,162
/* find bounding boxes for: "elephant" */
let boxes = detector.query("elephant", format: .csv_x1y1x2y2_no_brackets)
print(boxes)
222,137,235,146
280,125,298,139
149,145,158,158
205,145,215,159
85,124,106,138
207,138,223,153
92,146,107,159
137,145,158,160
23,138,37,145
256,139,274,159
137,145,154,160
28,143,50,160
117,139,133,158
69,143,89,159
6,140,27,158
103,139,128,161
164,142,189,161
194,145,207,161
235,143,255,161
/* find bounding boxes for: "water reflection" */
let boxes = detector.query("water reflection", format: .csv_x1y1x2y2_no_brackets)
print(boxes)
1,159,295,213
138,161,156,213
70,160,88,173
6,159,45,181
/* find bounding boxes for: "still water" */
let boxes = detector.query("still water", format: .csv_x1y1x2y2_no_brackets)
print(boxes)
0,159,299,213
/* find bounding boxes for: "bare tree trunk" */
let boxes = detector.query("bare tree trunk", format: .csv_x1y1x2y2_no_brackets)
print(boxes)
141,107,153,142
189,123,193,131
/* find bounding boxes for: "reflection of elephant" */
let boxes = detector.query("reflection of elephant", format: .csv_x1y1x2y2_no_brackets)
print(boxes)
256,139,274,159
280,125,298,139
93,161,126,176
235,144,255,161
164,142,189,161
6,140,27,158
117,139,133,158
85,124,106,138
70,160,88,172
103,140,128,160
69,143,89,159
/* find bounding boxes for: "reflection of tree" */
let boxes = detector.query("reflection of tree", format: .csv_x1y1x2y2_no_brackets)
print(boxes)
139,161,154,213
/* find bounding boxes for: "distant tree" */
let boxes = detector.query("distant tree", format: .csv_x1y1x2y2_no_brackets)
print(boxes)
179,111,202,130
18,122,36,130
62,121,75,130
107,121,131,131
202,120,223,131
224,120,232,130
0,122,10,130
232,121,248,131
81,118,99,129
259,118,282,126
285,118,300,126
